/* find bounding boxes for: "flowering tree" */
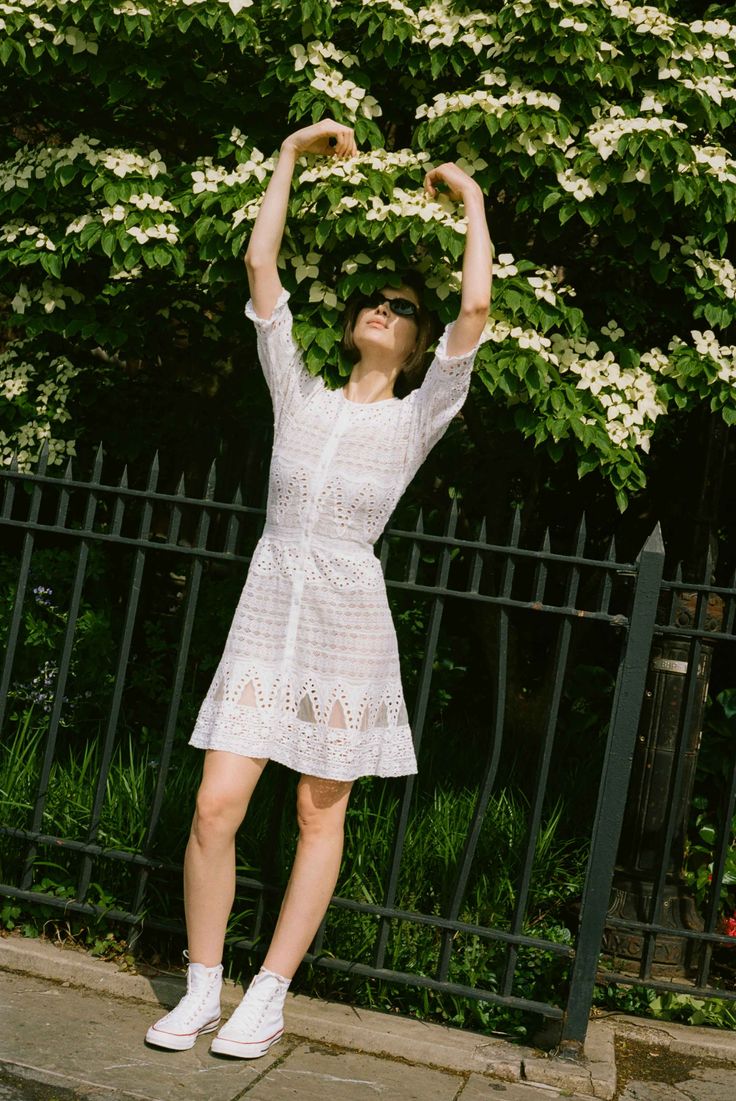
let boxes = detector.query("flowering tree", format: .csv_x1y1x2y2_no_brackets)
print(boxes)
1,0,735,508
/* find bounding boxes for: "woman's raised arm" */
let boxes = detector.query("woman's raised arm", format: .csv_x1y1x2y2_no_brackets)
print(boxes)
423,163,492,357
245,120,358,320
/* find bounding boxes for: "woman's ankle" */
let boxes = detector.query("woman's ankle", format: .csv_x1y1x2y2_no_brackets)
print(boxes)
258,965,291,984
184,948,223,971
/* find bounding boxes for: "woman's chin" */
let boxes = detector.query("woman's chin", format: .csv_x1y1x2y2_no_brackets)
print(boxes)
356,330,390,352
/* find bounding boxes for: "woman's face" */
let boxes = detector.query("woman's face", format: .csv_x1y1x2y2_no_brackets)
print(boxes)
352,285,420,366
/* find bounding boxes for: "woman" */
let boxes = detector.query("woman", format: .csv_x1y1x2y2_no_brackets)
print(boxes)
145,119,492,1058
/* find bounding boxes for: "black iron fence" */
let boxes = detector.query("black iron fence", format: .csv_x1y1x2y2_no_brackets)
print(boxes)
1,444,735,1048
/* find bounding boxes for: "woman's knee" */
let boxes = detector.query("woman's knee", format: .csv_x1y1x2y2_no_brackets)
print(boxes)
191,781,250,844
296,775,353,838
190,752,266,844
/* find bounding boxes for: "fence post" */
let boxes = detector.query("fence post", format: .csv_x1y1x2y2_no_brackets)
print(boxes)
561,523,665,1051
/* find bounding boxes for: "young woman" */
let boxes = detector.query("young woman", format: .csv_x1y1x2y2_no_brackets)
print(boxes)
145,118,492,1058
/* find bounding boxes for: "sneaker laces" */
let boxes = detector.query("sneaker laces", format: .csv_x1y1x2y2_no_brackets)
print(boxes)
161,955,222,1027
226,970,289,1032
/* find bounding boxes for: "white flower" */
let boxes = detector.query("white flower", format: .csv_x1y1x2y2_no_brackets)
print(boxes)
587,111,686,161
232,199,262,228
65,214,94,235
527,275,556,305
640,93,664,114
417,78,562,123
690,146,736,185
494,253,518,278
34,232,56,251
112,3,152,13
190,149,271,195
11,284,32,315
100,204,126,224
110,265,143,280
128,193,175,212
601,320,625,341
126,222,178,244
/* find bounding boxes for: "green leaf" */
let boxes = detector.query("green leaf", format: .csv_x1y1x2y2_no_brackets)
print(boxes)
40,254,62,278
315,329,334,352
57,165,77,186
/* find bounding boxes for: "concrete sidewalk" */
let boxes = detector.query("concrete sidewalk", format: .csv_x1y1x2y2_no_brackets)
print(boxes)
1,935,734,1100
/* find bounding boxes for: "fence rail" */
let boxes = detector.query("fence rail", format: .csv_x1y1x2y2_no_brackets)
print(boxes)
1,444,735,1048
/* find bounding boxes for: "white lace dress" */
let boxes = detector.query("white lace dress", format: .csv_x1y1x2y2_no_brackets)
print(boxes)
189,288,481,781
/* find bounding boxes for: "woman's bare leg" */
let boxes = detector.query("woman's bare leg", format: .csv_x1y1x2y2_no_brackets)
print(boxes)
262,773,353,979
184,749,268,967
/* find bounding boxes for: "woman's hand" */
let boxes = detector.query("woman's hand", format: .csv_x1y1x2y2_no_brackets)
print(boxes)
281,119,358,160
423,162,482,203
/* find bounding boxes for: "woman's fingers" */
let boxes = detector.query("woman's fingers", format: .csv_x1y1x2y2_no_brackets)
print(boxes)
423,168,441,196
328,124,357,159
424,162,472,201
285,118,358,159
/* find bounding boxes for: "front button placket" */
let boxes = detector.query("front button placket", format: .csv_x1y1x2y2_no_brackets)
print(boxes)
278,400,351,710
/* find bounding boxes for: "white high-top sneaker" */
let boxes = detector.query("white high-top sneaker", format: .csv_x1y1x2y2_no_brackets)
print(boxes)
210,967,290,1059
145,954,223,1050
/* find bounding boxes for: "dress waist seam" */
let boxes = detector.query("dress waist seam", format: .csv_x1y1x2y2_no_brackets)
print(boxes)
261,523,374,553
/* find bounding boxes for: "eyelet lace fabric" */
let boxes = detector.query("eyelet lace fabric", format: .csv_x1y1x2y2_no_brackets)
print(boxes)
189,288,481,780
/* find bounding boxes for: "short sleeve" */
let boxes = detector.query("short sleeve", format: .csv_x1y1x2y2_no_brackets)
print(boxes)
408,319,482,459
245,287,318,423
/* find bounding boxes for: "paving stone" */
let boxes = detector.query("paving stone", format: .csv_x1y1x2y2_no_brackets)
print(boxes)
618,1084,695,1101
618,1067,736,1101
0,970,284,1100
676,1067,736,1101
242,1041,462,1100
458,1074,569,1099
1,1062,104,1100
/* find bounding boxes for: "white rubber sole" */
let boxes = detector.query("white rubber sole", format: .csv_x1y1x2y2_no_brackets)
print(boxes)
210,1028,283,1059
145,1017,220,1051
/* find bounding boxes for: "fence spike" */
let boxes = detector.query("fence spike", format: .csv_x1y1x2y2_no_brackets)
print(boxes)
147,450,160,487
445,496,459,536
509,507,521,546
231,484,243,507
414,508,424,533
118,465,129,488
476,516,487,543
174,473,186,498
703,545,716,586
541,528,551,554
674,560,684,584
203,457,217,500
575,512,587,554
36,440,49,476
63,456,74,480
606,534,617,565
92,441,104,480
638,522,665,559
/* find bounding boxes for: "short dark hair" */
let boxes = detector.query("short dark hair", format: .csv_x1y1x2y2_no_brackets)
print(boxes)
340,270,439,396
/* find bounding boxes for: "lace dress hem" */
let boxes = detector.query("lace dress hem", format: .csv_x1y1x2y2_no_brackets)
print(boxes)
189,699,417,781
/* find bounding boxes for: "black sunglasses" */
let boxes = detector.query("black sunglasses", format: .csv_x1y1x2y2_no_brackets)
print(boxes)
357,292,420,319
